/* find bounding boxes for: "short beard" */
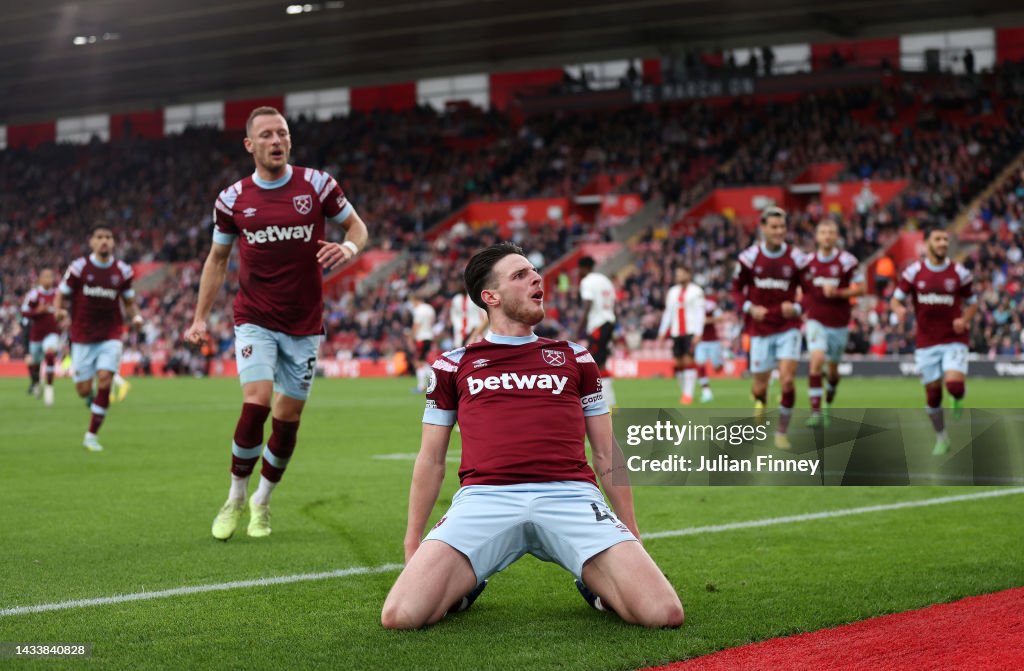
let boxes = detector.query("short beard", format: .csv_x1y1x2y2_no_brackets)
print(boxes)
503,298,544,326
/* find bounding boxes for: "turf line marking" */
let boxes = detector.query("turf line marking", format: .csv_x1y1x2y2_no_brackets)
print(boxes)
643,487,1024,540
0,564,403,617
3,488,1022,618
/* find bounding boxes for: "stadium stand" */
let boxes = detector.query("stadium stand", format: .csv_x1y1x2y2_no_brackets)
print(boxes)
2,68,1024,371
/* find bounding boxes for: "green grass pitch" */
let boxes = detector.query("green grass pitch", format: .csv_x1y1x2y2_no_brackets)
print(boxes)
2,376,1022,670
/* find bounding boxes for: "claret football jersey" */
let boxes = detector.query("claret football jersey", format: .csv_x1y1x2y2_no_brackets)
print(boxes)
424,333,609,487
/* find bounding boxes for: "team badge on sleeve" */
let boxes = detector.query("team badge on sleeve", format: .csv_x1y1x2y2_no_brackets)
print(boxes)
542,349,566,367
293,195,313,215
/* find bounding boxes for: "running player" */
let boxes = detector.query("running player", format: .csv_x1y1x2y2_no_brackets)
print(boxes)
21,269,61,406
732,206,807,449
694,294,724,403
54,227,143,451
890,226,976,455
801,220,864,426
186,106,369,539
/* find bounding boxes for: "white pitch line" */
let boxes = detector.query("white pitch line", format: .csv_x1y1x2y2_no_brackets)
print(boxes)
643,487,1024,539
0,564,403,617
4,488,1023,618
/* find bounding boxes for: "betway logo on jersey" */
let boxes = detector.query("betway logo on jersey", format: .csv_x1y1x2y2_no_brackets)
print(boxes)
917,293,955,306
82,285,118,300
812,277,840,288
243,224,314,245
753,277,790,290
467,373,568,395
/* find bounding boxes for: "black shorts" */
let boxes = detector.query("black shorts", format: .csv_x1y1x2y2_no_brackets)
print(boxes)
415,339,432,362
672,335,694,359
589,322,614,370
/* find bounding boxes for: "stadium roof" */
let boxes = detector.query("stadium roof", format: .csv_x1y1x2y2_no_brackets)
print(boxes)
4,0,1024,123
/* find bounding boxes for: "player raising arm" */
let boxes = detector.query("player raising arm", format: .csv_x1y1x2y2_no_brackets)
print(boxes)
381,243,682,630
186,106,368,540
890,226,976,455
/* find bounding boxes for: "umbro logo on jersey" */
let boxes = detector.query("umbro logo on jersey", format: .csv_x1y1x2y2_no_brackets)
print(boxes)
243,224,314,245
244,207,258,218
472,358,490,368
293,195,313,215
467,373,568,396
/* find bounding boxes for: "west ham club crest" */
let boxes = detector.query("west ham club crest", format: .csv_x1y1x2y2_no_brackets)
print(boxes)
542,349,565,366
293,194,313,215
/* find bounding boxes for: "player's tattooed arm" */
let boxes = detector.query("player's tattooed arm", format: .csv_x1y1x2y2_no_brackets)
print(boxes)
586,413,641,540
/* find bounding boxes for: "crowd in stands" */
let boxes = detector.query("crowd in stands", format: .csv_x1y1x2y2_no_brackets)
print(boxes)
961,166,1024,356
3,67,1024,371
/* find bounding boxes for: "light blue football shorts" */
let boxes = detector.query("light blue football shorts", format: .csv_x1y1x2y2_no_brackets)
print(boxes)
423,480,638,582
694,341,723,368
234,323,322,401
914,342,969,384
804,319,849,363
71,340,123,383
749,328,801,374
29,333,61,363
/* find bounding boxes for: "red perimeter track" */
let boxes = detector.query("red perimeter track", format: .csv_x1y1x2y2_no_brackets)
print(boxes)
647,587,1024,671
